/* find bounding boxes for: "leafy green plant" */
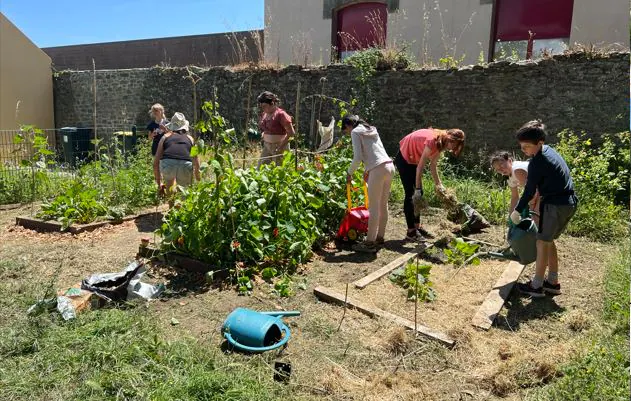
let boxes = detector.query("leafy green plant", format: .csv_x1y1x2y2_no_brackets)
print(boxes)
444,238,480,266
555,131,629,242
35,139,159,227
237,275,253,295
273,276,294,298
12,125,56,207
159,149,357,270
389,260,436,302
439,54,466,69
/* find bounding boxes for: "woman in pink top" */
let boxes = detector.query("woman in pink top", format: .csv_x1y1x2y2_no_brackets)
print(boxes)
257,91,295,167
394,128,465,241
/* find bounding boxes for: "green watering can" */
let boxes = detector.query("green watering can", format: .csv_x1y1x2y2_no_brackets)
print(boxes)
222,308,300,353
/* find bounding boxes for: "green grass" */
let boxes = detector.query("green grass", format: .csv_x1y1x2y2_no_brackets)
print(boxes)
527,240,630,401
0,260,290,401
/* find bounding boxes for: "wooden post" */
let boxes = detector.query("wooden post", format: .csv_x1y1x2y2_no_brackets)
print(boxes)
294,82,301,170
243,77,252,169
92,58,97,159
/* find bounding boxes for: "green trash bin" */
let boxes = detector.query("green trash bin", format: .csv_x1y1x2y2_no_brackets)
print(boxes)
60,127,92,167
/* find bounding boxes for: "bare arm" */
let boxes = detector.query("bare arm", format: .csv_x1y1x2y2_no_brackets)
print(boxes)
279,120,295,148
415,147,435,189
509,186,519,212
429,153,442,188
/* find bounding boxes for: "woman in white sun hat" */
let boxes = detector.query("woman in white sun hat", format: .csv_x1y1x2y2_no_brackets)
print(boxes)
153,112,200,197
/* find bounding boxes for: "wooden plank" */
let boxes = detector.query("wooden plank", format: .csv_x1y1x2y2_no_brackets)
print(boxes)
0,203,22,211
471,261,527,330
314,286,455,348
353,244,432,289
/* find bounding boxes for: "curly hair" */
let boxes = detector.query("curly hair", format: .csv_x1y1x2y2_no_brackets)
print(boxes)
257,91,280,105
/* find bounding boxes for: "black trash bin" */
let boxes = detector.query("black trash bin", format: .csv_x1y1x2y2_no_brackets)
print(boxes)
59,127,92,167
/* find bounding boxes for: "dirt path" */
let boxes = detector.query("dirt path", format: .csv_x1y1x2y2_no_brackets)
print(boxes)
0,205,616,400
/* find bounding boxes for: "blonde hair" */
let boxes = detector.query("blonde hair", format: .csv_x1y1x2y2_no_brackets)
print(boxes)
149,103,165,117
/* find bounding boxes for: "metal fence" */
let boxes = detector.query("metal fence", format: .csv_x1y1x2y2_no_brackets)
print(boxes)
0,126,142,205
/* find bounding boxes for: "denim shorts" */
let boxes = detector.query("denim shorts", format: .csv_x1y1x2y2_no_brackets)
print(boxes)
160,158,193,187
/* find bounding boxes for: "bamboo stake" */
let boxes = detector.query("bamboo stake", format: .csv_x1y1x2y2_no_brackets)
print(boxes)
337,282,349,332
243,77,252,169
414,255,419,337
294,82,301,170
92,59,98,160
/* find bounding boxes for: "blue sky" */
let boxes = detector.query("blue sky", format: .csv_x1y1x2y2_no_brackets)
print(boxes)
1,0,264,48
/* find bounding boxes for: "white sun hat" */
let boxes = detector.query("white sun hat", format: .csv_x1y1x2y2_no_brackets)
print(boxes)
166,112,189,132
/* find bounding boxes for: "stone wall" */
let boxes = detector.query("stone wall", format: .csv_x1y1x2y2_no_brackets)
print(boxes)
53,52,630,159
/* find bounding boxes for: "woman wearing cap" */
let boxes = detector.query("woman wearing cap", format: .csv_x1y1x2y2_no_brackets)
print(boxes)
257,91,295,167
153,112,201,198
394,127,465,242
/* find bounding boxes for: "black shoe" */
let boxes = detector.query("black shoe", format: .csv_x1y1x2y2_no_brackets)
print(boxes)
417,226,435,239
405,230,427,243
517,280,545,298
543,280,561,295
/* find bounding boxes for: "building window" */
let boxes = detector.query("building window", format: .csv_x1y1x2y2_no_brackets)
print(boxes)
492,0,574,60
336,2,388,61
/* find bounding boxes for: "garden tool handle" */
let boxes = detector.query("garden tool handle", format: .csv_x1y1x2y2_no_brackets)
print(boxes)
259,311,301,317
346,182,369,212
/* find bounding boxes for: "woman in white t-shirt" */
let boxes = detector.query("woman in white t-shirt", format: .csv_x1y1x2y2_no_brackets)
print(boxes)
490,151,540,225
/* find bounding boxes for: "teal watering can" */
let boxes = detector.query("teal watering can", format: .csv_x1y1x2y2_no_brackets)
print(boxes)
222,308,300,353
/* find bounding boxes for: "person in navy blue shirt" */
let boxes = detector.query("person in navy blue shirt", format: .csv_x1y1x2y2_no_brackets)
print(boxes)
510,120,578,298
147,103,168,156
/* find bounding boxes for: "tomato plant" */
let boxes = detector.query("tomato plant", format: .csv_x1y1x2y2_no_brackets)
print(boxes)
159,136,365,278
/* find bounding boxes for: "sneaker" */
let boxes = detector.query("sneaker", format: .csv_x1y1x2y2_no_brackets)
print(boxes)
516,281,545,298
352,242,377,254
417,226,435,239
405,230,427,243
375,237,385,245
543,280,562,295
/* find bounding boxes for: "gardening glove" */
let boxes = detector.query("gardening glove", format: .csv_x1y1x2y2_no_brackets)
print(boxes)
412,188,424,217
510,210,521,225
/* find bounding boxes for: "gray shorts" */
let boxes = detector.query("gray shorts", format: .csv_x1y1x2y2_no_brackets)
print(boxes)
160,158,193,187
537,203,577,241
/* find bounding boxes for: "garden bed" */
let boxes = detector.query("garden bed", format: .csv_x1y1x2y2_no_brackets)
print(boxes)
137,243,227,276
15,204,168,234
337,256,509,335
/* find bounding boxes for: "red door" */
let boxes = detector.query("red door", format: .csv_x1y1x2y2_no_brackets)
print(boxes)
492,0,574,59
336,2,388,60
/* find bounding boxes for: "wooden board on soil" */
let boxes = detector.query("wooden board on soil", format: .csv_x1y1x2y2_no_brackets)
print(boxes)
336,258,509,336
15,205,168,234
471,261,527,330
353,243,433,289
314,286,455,347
